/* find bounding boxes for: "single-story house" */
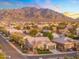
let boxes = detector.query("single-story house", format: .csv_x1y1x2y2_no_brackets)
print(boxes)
53,37,75,51
76,27,79,36
64,38,79,51
7,28,23,34
72,40,79,51
23,36,56,51
52,33,60,39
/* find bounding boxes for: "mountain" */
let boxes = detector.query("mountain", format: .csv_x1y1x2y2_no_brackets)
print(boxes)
64,12,79,19
0,7,77,24
76,17,79,21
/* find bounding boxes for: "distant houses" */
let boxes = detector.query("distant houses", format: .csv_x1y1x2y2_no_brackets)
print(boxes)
7,28,23,34
7,27,79,52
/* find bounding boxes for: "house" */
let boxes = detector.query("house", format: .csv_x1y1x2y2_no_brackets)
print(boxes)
53,37,74,51
7,28,23,35
52,33,60,39
7,28,22,33
71,40,79,51
36,32,43,37
23,36,56,51
76,27,79,36
65,38,79,51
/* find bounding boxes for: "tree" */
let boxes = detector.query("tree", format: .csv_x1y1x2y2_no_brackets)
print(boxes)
43,26,49,30
14,24,23,30
23,25,30,30
42,32,53,40
66,32,79,39
57,22,67,29
29,29,38,37
0,26,9,37
10,32,24,44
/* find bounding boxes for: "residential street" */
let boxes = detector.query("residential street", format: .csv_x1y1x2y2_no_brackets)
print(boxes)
0,35,25,59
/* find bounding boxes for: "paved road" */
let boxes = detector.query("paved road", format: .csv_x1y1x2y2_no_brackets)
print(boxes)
0,35,26,59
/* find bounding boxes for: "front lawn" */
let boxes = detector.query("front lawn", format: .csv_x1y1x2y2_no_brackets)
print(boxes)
36,48,52,54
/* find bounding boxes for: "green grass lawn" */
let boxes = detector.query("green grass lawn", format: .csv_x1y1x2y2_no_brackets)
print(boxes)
36,49,52,54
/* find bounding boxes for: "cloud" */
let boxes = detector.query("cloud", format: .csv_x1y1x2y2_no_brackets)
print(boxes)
0,1,26,8
52,5,61,12
36,0,61,12
0,0,61,12
0,2,13,6
69,0,79,4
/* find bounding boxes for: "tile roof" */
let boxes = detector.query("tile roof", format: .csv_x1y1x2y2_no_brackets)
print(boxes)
53,37,73,44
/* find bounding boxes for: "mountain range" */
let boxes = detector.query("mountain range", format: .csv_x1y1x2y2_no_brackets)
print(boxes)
0,7,78,24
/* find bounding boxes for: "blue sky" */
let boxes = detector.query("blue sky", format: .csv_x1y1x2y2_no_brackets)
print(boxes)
0,0,79,13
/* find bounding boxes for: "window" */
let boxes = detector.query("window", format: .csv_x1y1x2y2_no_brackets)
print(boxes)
49,46,55,50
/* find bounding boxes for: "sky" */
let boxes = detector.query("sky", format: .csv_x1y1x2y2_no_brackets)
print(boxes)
0,0,79,13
